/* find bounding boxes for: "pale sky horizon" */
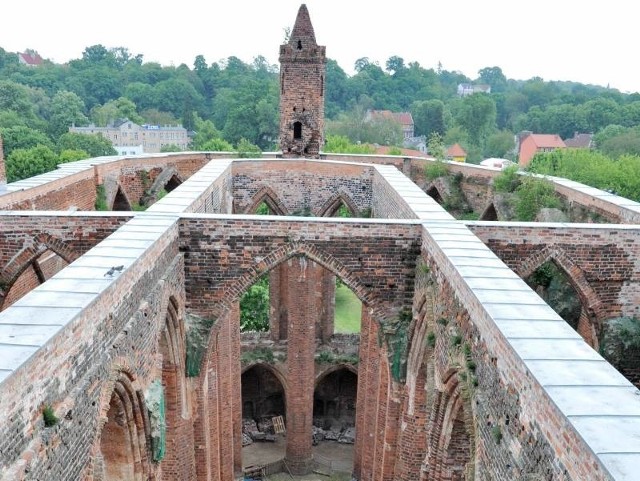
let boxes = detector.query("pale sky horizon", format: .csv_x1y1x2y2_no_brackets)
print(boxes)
2,0,639,94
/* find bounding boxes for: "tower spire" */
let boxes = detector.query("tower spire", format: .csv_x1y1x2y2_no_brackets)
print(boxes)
279,4,326,158
289,4,317,47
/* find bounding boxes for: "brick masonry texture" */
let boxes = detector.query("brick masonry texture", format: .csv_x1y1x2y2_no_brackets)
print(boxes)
468,223,640,321
232,160,373,216
0,160,638,479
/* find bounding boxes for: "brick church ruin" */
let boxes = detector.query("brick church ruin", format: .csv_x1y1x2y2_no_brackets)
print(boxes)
0,4,639,481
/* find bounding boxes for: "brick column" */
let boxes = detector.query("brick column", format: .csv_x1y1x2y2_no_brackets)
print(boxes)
284,256,317,474
353,308,372,478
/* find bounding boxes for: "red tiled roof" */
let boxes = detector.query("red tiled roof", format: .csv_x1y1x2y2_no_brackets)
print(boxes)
564,133,593,148
368,110,414,127
446,143,467,157
529,134,565,148
18,52,43,66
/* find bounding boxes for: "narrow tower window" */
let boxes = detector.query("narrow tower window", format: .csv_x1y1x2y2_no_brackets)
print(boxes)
297,40,303,50
293,122,302,139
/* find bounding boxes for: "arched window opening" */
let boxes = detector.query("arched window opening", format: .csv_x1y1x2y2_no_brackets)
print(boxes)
334,279,361,334
112,187,132,211
240,274,270,332
297,40,302,50
426,186,444,205
293,122,302,140
526,261,582,332
312,368,357,467
2,249,69,310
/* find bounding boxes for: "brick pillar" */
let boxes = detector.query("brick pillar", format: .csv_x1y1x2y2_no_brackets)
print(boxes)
217,307,241,480
358,312,381,480
230,304,243,477
353,308,372,478
284,256,317,474
315,270,335,343
0,133,6,191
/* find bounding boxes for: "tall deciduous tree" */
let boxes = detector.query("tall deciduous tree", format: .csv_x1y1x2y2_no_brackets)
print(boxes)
48,90,89,138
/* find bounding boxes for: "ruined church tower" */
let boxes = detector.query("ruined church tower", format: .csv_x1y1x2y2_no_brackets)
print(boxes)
279,4,326,158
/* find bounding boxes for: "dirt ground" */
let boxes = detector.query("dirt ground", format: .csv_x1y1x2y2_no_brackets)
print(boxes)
243,435,354,479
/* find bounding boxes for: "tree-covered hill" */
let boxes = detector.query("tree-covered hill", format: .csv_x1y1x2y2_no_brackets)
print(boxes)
2,45,640,173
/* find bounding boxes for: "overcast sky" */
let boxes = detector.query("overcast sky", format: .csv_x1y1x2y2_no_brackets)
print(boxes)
3,0,639,93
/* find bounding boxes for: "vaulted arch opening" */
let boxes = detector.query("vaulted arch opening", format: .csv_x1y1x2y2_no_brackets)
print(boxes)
525,260,596,346
313,367,358,429
426,185,444,205
164,174,182,193
241,364,287,469
479,203,498,221
1,249,70,311
112,186,132,211
97,375,149,481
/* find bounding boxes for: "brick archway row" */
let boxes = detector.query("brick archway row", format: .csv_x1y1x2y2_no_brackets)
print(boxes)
243,185,362,218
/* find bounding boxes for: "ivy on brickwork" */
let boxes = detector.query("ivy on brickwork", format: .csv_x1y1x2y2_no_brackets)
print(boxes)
380,308,412,382
315,350,359,365
241,347,275,365
95,184,108,211
145,380,166,462
185,313,216,377
600,317,640,367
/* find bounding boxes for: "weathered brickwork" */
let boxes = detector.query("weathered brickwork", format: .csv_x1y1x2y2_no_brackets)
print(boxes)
0,213,133,309
468,223,640,322
372,170,418,219
0,224,184,479
232,160,373,216
279,5,326,157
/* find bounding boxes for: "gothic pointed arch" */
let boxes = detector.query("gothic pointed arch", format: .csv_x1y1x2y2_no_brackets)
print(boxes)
517,245,604,322
245,186,288,215
112,185,133,211
426,185,445,205
94,371,151,481
318,191,359,217
423,369,475,481
0,234,78,310
315,363,358,387
479,202,498,221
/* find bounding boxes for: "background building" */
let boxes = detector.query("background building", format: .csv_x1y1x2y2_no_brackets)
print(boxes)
70,119,188,153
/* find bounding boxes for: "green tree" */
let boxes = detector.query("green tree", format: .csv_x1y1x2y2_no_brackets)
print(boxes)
323,134,375,154
513,176,561,221
91,97,143,126
412,99,446,137
477,66,507,93
240,276,269,332
235,138,262,158
58,149,89,162
0,126,54,158
48,90,89,138
56,132,117,157
454,93,496,146
484,130,515,159
6,145,58,182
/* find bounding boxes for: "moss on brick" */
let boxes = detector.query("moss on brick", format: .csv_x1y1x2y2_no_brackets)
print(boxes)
185,313,216,377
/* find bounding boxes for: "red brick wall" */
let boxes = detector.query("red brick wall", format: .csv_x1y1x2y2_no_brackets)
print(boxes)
468,223,640,321
232,160,373,216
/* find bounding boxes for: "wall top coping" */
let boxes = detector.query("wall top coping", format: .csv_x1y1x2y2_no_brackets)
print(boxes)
465,220,640,231
420,220,640,480
0,214,178,387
